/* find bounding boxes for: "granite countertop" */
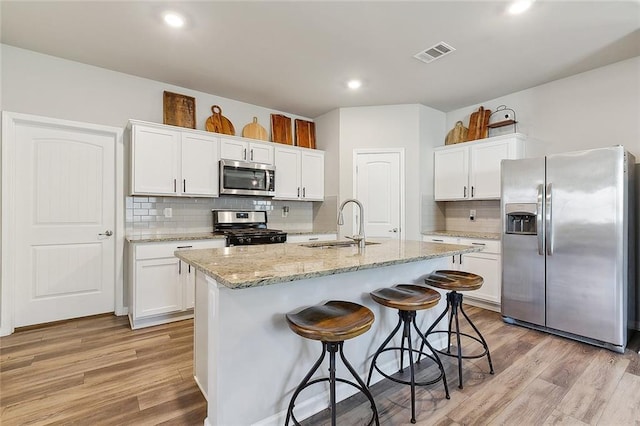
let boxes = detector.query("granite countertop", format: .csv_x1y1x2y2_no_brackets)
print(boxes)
422,230,501,240
175,239,482,289
126,232,226,243
126,230,337,243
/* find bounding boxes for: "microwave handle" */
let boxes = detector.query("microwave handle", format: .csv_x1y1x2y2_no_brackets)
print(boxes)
266,170,272,192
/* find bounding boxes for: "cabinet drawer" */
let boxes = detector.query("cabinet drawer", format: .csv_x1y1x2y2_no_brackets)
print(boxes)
457,238,501,254
135,239,225,259
287,233,337,244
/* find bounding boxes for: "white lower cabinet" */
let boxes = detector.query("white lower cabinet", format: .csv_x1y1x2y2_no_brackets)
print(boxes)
286,233,337,244
127,239,225,329
423,235,501,311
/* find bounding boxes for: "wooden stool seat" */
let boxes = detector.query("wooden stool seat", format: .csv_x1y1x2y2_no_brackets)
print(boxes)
424,270,483,291
370,285,441,311
286,300,375,342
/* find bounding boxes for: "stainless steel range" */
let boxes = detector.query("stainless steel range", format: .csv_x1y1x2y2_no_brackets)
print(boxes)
212,210,287,246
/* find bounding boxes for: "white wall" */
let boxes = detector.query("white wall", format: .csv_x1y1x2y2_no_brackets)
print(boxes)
446,56,640,158
1,44,312,134
338,105,423,240
419,105,447,232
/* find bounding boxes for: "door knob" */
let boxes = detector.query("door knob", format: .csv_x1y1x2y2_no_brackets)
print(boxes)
389,228,398,233
99,230,113,236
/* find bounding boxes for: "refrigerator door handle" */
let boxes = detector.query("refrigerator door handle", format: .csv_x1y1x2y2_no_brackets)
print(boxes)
537,184,544,255
545,182,553,256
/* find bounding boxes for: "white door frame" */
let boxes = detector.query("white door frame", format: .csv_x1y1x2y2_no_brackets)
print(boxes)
1,111,125,336
353,148,406,240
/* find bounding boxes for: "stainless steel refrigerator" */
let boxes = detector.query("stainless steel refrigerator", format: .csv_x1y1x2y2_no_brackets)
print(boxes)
501,146,635,353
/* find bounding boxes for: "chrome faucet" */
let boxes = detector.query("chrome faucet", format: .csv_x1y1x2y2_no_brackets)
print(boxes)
337,198,366,249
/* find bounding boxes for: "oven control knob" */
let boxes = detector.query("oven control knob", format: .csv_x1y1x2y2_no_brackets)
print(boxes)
238,237,244,244
270,236,276,242
246,237,252,244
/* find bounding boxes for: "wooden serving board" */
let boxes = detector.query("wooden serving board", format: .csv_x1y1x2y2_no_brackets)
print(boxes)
295,119,316,149
271,114,292,145
479,108,492,139
445,121,468,145
467,106,483,141
205,105,235,135
163,91,196,129
242,117,268,141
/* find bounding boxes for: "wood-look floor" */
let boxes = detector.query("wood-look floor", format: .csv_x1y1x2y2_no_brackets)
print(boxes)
1,307,638,425
0,315,206,425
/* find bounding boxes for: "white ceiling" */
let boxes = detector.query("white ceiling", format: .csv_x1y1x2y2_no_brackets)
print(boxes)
1,1,639,118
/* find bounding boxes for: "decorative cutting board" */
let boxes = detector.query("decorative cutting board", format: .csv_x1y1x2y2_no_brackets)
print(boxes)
242,117,268,141
205,105,235,135
271,114,292,145
295,119,316,149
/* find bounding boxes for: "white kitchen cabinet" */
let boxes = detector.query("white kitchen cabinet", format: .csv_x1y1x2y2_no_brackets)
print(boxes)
129,121,219,197
220,137,273,165
286,233,337,244
423,235,501,311
434,133,527,201
127,239,225,329
274,146,325,201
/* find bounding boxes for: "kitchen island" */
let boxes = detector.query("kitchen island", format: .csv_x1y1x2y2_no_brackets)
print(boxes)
175,239,481,426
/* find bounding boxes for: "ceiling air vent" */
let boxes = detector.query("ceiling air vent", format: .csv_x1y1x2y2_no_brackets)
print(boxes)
413,42,455,64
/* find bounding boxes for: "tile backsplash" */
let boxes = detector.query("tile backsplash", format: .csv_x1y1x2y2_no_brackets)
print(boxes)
125,196,333,234
443,200,501,233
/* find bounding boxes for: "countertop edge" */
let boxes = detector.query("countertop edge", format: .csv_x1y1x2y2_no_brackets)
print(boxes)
175,244,481,289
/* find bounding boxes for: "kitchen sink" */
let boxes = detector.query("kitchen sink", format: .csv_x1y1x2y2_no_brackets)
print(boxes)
300,240,380,249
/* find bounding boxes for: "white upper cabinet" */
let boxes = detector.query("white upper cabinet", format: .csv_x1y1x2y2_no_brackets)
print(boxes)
181,133,220,196
434,134,527,201
131,124,180,195
274,147,324,201
220,137,274,165
129,121,219,197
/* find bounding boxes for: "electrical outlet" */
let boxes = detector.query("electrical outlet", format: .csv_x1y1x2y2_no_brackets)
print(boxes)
163,207,172,218
469,209,476,221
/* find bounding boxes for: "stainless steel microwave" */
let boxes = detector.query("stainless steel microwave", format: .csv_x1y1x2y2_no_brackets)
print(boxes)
219,159,276,197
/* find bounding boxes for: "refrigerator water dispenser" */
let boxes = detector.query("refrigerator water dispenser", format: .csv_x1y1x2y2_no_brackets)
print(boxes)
505,203,537,235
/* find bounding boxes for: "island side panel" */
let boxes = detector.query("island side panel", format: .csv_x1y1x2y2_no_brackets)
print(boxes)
204,256,449,426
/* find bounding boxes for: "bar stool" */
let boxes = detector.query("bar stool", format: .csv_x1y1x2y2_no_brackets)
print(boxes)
367,285,450,424
421,270,494,389
285,300,379,426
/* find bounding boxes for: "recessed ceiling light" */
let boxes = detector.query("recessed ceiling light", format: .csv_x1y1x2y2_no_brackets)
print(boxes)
507,0,533,15
347,80,362,90
163,12,185,28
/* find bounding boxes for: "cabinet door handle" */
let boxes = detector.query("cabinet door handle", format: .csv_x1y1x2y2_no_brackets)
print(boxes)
459,254,463,264
463,186,467,198
183,179,186,192
471,186,475,197
452,255,455,264
178,260,182,275
297,187,300,197
471,242,485,246
188,264,191,274
250,149,254,161
174,179,177,193
432,238,444,242
176,245,193,249
302,187,306,198
243,148,247,160
308,237,319,241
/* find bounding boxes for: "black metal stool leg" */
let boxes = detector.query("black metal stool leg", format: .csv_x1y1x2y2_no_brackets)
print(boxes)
403,313,417,424
339,343,380,426
412,316,450,400
327,342,338,426
418,299,449,363
459,299,494,375
367,314,403,386
285,342,327,426
451,293,463,389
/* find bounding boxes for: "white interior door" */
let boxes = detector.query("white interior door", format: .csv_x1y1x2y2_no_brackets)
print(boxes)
355,151,402,239
12,120,116,327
